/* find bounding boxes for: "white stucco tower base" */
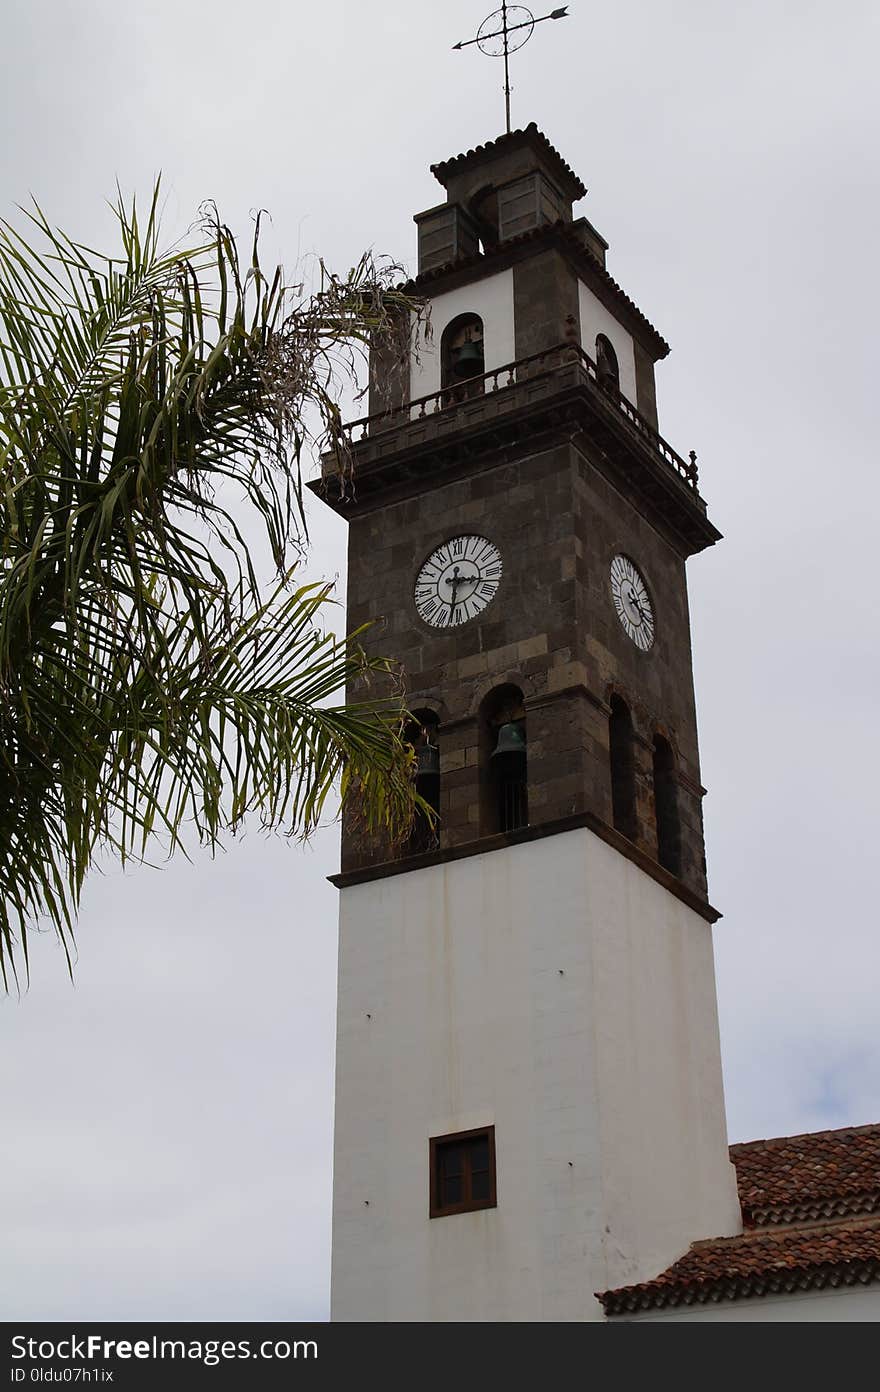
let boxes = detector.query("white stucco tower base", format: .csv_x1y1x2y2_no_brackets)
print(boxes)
330,827,741,1322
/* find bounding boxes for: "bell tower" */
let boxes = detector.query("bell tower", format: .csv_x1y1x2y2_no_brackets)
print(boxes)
315,125,741,1322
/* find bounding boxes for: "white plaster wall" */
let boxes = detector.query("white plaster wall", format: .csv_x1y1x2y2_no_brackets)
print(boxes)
578,279,638,406
628,1285,880,1322
410,269,515,403
330,827,741,1322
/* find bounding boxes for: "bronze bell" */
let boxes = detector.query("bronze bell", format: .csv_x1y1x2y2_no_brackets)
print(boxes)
491,721,526,757
416,741,440,777
451,340,484,378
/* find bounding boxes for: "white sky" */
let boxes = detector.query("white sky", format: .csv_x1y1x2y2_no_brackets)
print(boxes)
1,0,878,1321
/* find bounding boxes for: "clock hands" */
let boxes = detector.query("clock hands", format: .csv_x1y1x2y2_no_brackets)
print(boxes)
415,537,502,629
610,555,655,651
627,584,647,625
445,565,479,613
446,566,462,610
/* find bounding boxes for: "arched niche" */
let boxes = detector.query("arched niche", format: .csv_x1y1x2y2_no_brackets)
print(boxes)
479,684,528,836
609,694,638,841
468,184,500,251
441,313,485,400
403,709,441,856
652,733,682,877
596,333,620,392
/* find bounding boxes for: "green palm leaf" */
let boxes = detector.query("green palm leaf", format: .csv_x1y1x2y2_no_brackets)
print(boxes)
0,182,426,986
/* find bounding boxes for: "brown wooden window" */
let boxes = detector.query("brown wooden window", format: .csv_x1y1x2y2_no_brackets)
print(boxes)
430,1126,497,1218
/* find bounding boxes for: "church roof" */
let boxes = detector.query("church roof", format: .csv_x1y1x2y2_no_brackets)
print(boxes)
599,1216,880,1315
599,1123,880,1315
733,1124,880,1227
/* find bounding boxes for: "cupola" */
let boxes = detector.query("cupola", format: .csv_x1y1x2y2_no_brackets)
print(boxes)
414,123,607,273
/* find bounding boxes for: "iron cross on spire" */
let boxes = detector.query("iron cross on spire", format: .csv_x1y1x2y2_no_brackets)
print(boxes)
453,4,570,135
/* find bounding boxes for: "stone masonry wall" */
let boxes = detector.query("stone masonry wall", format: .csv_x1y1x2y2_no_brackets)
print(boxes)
340,432,708,898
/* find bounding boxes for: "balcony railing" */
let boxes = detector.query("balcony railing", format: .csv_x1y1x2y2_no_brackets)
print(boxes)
338,343,700,492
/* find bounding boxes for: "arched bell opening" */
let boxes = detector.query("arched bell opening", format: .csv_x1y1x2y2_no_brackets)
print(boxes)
652,733,682,877
595,333,620,393
441,313,485,403
480,685,528,837
405,709,441,855
468,185,500,252
609,694,638,841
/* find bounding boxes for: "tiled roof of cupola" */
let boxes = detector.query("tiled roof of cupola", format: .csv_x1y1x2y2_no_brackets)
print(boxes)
598,1122,880,1316
430,123,588,201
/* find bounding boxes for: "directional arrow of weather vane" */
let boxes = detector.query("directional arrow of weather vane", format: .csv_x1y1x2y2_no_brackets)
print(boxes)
453,4,570,134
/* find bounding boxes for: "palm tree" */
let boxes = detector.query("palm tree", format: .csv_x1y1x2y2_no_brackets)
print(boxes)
0,184,423,986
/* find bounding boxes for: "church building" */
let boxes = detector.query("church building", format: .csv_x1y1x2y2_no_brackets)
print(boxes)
312,125,880,1321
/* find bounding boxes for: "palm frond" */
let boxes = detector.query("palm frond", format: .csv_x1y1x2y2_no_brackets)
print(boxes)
0,181,427,985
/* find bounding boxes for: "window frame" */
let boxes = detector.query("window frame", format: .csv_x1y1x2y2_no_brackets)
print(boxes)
429,1125,497,1219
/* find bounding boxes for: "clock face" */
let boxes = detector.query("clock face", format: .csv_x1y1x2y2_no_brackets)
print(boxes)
610,554,655,651
414,535,502,628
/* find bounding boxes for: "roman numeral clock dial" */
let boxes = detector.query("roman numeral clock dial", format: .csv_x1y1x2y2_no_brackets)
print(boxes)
414,535,502,628
610,554,655,651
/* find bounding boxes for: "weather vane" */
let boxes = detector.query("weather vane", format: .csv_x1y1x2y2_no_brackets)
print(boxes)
453,4,570,135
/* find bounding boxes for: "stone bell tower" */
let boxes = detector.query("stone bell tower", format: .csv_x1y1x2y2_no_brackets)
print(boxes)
313,124,741,1322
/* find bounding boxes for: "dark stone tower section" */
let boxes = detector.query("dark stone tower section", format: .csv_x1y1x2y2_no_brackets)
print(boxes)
310,127,721,916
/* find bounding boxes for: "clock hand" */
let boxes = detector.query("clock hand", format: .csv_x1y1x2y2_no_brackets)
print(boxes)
446,566,462,610
446,565,476,594
444,566,480,617
447,568,479,589
628,586,645,622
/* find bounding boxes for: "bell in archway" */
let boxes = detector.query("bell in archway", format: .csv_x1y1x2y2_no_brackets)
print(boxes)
410,738,440,854
491,721,526,758
490,721,527,833
416,741,440,777
451,339,484,378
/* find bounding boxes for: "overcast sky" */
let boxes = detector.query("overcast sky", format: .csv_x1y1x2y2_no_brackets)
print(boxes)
1,0,878,1322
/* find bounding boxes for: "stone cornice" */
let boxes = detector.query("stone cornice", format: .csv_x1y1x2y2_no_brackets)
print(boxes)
310,358,720,558
329,810,721,924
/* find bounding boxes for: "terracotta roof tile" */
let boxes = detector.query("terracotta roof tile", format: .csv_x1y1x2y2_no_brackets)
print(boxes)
599,1122,880,1314
733,1124,880,1226
600,1216,880,1315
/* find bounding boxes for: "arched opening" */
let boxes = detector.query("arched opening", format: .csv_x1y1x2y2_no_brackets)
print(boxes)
406,710,441,855
652,734,681,876
441,313,485,402
469,185,500,251
609,695,638,840
596,333,620,393
480,685,528,836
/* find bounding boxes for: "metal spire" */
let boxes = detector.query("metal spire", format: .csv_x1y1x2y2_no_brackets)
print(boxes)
453,4,570,134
